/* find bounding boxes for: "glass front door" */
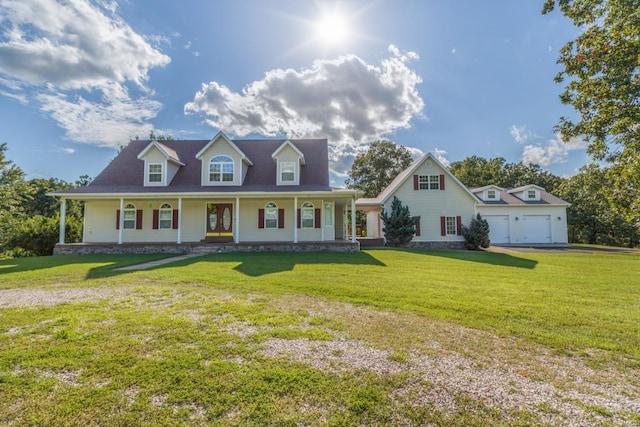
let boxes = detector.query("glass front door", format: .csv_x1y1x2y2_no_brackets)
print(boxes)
206,203,233,239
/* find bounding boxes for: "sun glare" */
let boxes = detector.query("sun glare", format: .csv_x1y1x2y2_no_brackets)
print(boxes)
316,11,349,45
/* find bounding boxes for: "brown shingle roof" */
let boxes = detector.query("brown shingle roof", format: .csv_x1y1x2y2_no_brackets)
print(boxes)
56,138,332,195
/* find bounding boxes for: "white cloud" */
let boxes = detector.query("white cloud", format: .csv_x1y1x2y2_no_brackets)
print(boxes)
510,124,534,143
0,0,170,89
522,134,587,166
185,45,424,175
37,90,161,147
54,146,76,154
0,0,170,147
433,148,450,167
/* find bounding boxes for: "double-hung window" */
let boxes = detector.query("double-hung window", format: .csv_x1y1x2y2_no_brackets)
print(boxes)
418,175,440,190
445,216,457,235
281,162,295,183
209,156,234,183
148,164,162,183
159,203,173,229
265,202,278,229
301,202,314,228
527,190,537,200
123,203,136,229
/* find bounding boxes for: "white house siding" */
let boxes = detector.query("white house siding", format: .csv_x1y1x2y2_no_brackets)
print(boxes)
83,197,339,244
198,139,245,186
387,161,476,243
477,206,568,245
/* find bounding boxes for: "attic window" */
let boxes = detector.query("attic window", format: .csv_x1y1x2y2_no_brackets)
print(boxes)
418,175,440,190
527,190,537,199
281,162,295,183
210,155,234,182
487,190,497,200
148,164,162,183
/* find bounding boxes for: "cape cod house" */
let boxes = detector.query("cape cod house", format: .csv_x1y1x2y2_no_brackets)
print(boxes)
52,133,569,254
356,153,569,248
52,132,361,254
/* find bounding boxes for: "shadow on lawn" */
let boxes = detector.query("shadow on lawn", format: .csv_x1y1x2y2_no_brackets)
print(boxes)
387,248,538,269
87,250,387,278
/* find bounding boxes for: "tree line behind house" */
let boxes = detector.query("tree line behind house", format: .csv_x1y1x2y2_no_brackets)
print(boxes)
0,140,638,257
346,141,639,248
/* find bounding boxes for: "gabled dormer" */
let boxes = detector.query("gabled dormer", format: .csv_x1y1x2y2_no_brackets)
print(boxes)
137,141,185,187
195,131,253,186
508,184,544,202
474,185,503,202
271,140,305,186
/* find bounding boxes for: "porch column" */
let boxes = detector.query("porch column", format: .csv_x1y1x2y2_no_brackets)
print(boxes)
118,198,124,244
58,198,66,244
293,196,298,243
177,197,182,244
351,198,356,243
235,197,240,243
321,199,325,241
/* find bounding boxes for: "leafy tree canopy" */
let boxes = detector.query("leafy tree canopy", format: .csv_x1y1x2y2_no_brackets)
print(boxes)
543,0,640,220
449,156,562,192
345,140,413,198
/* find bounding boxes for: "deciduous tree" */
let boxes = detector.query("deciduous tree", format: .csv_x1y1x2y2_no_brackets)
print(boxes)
345,140,414,198
543,0,640,220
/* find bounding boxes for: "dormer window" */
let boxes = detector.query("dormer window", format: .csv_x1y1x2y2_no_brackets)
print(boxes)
527,190,537,200
281,162,296,183
487,190,497,200
148,164,163,183
209,155,234,183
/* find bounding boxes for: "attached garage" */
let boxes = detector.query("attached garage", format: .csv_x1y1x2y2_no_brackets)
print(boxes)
522,215,551,244
484,215,510,244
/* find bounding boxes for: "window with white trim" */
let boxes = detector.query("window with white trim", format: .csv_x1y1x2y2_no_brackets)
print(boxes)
159,203,172,229
487,190,497,200
323,202,333,226
265,202,278,229
123,203,136,229
148,163,162,183
418,175,440,190
209,155,234,182
301,202,314,228
281,162,295,183
445,216,457,235
527,190,537,199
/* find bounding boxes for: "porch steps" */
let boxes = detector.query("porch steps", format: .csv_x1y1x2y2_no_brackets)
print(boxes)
356,237,385,248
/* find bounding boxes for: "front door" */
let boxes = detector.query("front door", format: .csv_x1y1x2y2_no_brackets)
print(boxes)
206,203,233,241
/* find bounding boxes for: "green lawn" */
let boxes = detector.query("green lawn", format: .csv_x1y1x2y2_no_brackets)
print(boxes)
1,249,639,425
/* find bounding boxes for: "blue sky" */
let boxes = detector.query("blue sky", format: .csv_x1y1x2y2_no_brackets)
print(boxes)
0,0,588,184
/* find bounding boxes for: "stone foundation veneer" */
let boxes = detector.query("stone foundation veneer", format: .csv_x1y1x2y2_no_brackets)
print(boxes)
406,241,467,250
53,241,360,255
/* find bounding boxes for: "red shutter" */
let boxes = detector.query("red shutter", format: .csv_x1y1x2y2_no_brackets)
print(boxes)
172,210,179,230
440,174,445,190
297,209,301,228
315,208,321,229
456,216,462,236
415,217,421,237
116,210,120,229
258,209,265,229
152,210,159,229
413,174,419,190
136,210,143,230
278,209,285,229
440,216,446,236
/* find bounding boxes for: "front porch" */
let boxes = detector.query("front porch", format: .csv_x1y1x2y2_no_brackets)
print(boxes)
53,240,360,255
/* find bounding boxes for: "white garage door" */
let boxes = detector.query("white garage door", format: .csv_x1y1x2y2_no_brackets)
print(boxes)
522,215,551,244
484,215,510,244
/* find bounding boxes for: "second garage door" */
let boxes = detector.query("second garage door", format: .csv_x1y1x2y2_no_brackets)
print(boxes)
522,215,551,244
485,215,510,244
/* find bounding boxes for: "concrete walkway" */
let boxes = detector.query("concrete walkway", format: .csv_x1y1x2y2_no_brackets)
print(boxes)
115,253,204,271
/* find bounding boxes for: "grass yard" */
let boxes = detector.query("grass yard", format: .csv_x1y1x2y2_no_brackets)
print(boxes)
0,248,639,426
